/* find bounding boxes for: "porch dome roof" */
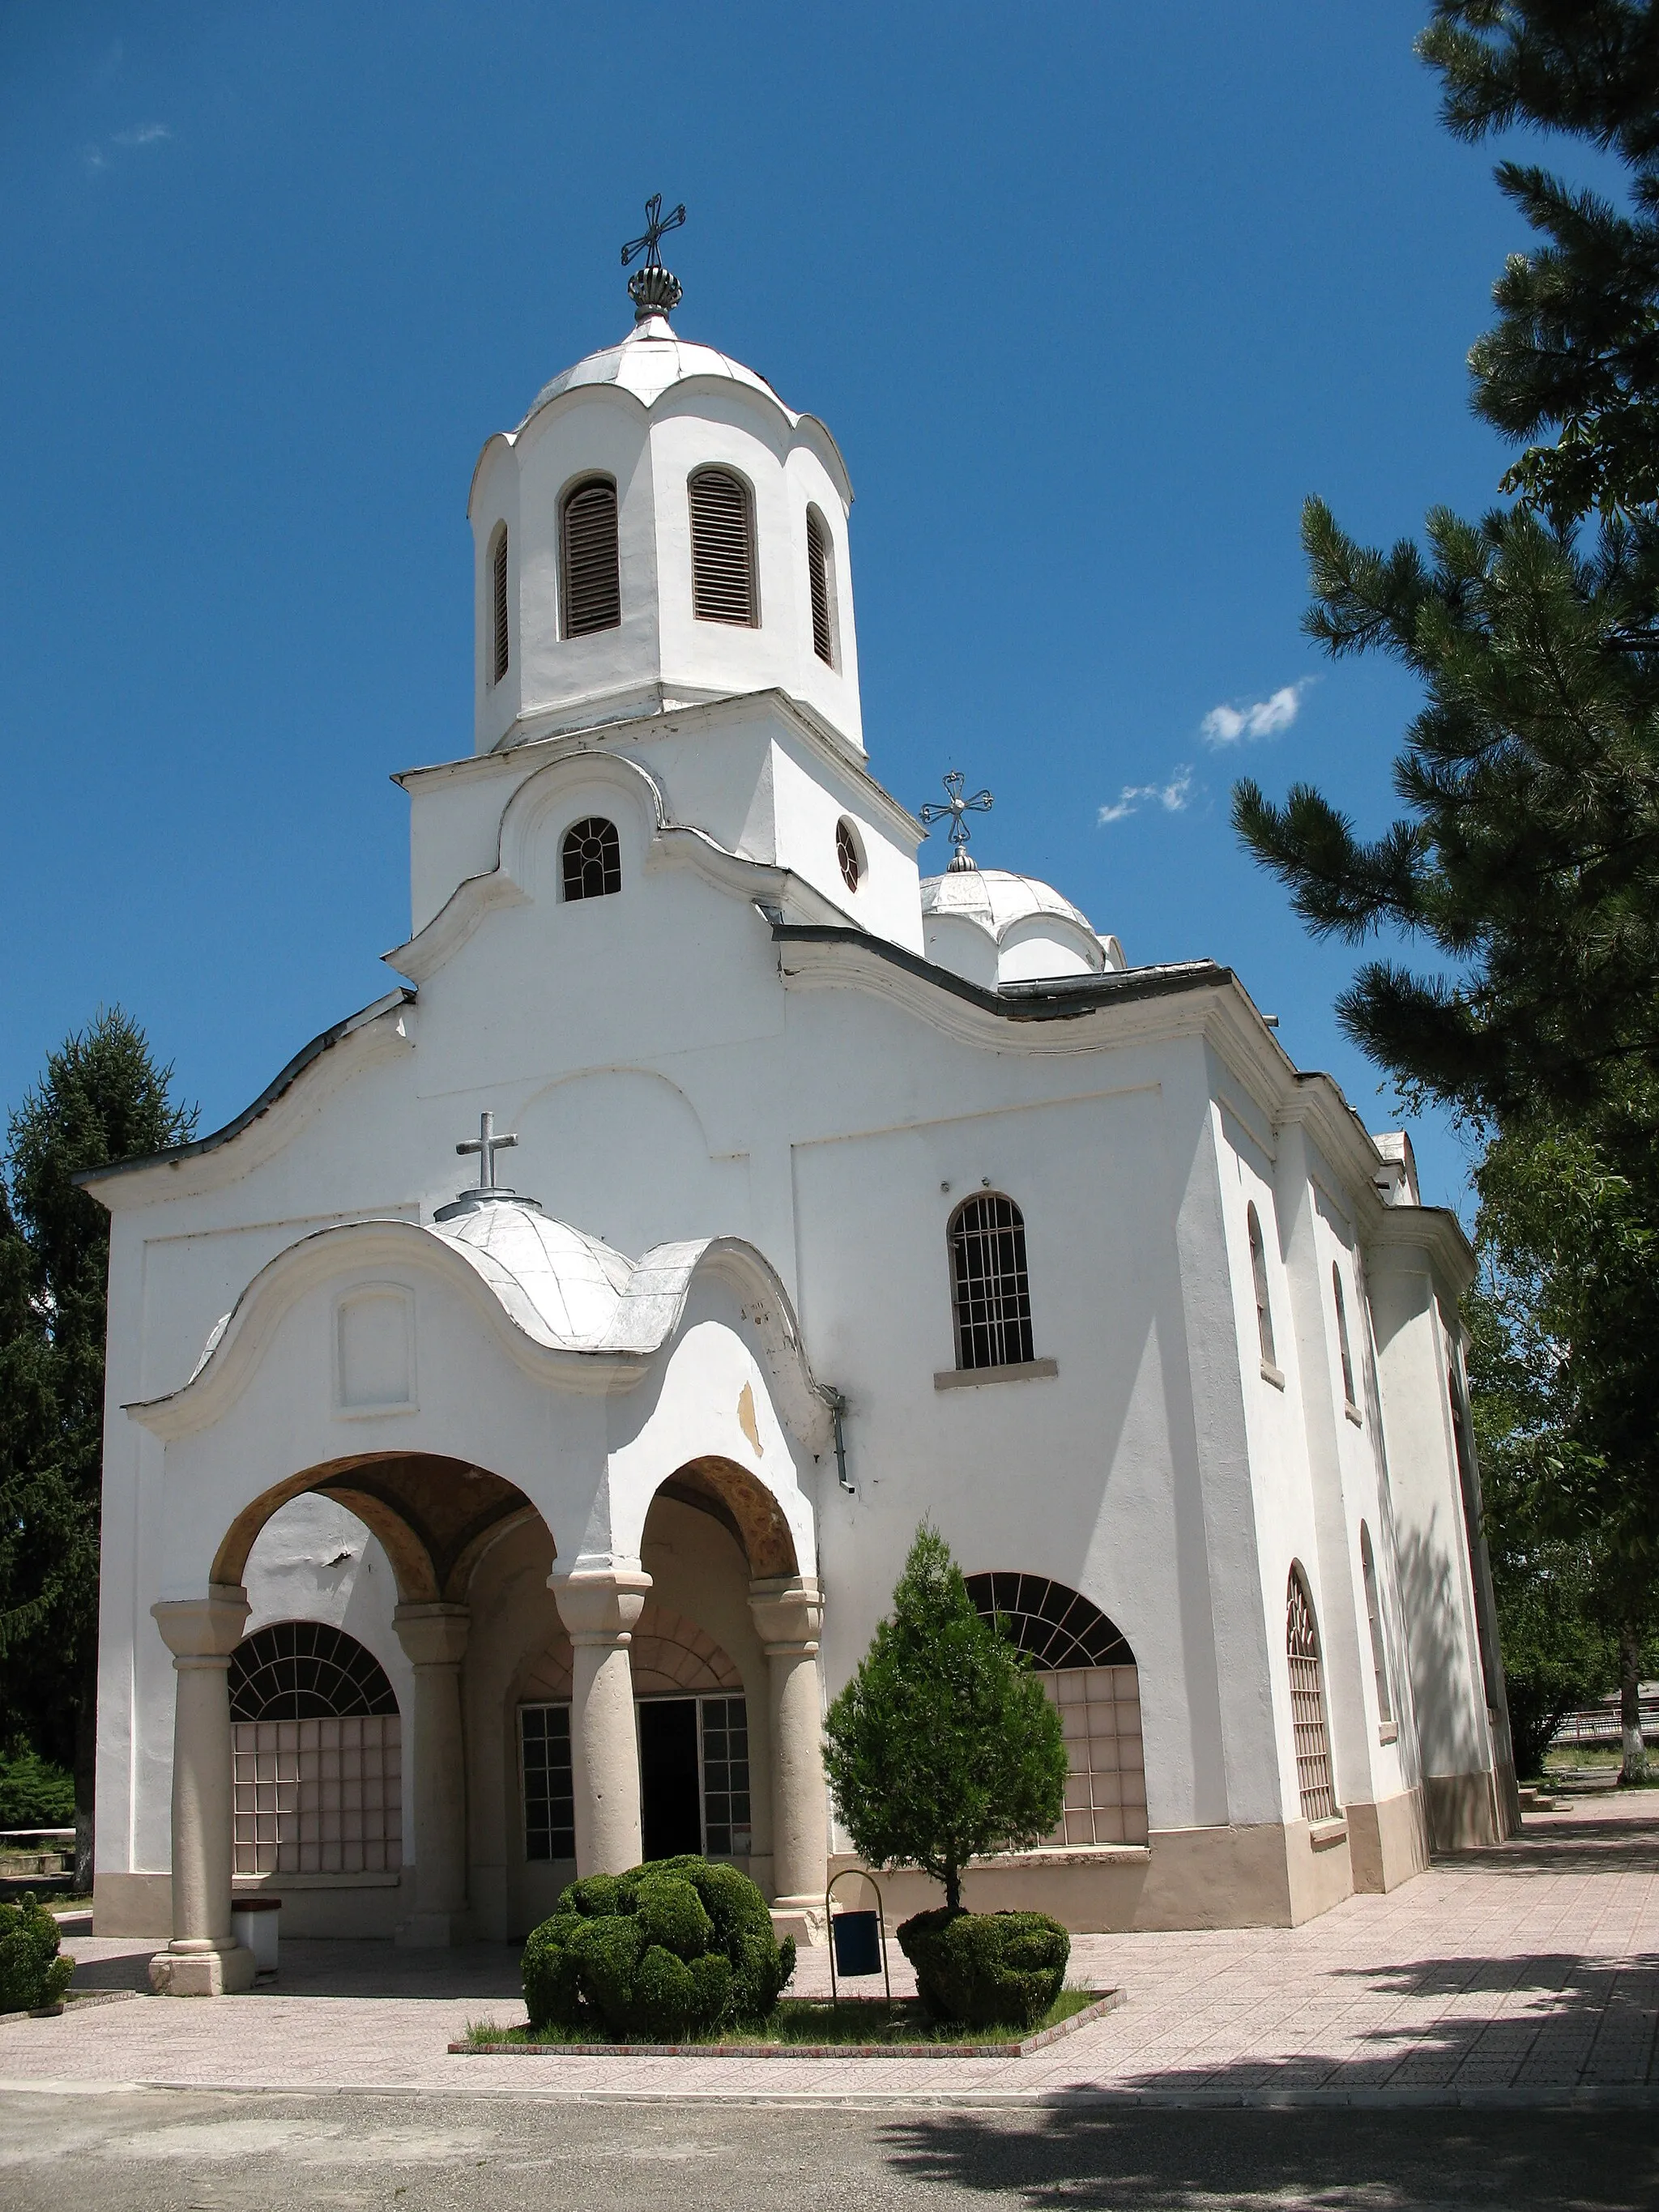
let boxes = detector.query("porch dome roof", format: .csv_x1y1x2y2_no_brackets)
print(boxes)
433,1199,633,1350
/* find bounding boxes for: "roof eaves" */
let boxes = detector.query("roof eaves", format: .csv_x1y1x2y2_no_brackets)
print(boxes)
771,923,1226,1021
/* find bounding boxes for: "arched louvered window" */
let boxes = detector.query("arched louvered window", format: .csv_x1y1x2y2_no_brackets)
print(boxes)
228,1621,402,1877
489,526,510,684
949,1192,1035,1370
560,477,621,637
1359,1524,1393,1725
1247,1203,1277,1371
562,816,621,901
1333,1263,1358,1412
806,505,835,666
966,1574,1146,1847
1286,1567,1337,1822
689,467,757,625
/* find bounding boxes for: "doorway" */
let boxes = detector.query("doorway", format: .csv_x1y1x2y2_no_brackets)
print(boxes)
638,1698,702,1860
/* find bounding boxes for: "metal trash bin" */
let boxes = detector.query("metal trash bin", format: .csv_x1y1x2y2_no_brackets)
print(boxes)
830,1908,881,1978
229,1895,280,1977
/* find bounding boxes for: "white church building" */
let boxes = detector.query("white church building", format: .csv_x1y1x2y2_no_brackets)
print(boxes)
87,228,1516,1994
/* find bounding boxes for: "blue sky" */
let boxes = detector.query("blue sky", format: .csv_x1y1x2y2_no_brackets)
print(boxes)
0,4,1575,1215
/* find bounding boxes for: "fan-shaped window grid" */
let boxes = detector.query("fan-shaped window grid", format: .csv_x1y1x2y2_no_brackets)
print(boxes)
836,819,860,893
966,1574,1146,1848
229,1622,401,1877
949,1194,1035,1370
1286,1568,1337,1821
561,816,621,901
806,507,834,665
560,478,621,636
490,527,510,683
689,468,757,625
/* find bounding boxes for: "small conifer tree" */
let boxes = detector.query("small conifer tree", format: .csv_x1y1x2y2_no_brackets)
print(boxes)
822,1525,1067,1912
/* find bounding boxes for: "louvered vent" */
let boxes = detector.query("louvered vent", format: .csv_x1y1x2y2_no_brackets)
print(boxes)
689,468,757,625
561,478,621,637
806,508,834,665
490,529,510,684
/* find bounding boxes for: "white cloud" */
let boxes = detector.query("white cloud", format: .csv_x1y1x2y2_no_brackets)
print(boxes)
113,122,170,147
1098,764,1193,826
1200,681,1307,748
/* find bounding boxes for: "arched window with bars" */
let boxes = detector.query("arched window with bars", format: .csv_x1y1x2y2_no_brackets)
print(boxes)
1286,1567,1337,1821
489,525,510,684
689,467,757,625
949,1192,1035,1370
805,505,836,665
560,477,621,637
228,1621,402,1877
966,1573,1147,1846
561,816,621,901
1247,1203,1277,1373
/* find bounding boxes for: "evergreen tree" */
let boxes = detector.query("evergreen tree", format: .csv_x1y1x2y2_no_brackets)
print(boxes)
0,1012,194,1886
821,1526,1067,1912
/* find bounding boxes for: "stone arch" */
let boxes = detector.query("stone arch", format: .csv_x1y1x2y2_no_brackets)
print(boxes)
650,1454,799,1578
211,1451,549,1605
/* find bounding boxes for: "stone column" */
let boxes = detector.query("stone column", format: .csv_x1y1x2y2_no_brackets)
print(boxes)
550,1566,651,1876
748,1575,827,1943
149,1586,256,1997
392,1602,471,1946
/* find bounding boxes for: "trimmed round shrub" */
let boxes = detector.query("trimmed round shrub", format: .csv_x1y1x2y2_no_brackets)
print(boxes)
897,1907,1069,2028
0,1893,74,2015
522,1856,795,2039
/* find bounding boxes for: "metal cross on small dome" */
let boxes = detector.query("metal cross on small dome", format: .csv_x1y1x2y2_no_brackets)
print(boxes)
919,770,993,873
621,194,687,323
456,1110,518,1195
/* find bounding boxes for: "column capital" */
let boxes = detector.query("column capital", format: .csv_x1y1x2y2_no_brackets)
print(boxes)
548,1564,651,1647
392,1602,471,1669
748,1575,823,1654
152,1586,249,1664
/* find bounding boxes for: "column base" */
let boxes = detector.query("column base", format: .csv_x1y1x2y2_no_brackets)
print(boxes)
394,1911,469,1948
148,1940,257,1997
770,1897,827,1947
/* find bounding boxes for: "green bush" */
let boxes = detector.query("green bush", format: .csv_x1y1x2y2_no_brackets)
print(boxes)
0,1893,74,2014
898,1907,1069,2028
0,1747,75,1831
522,1856,794,2039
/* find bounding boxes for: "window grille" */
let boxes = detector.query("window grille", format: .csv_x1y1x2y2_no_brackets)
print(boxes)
1359,1524,1393,1724
966,1575,1145,1847
232,1715,401,1877
229,1620,398,1721
562,816,621,901
1333,1264,1358,1409
835,819,860,893
519,1703,576,1862
1286,1568,1337,1821
689,467,757,624
699,1696,752,1857
561,478,621,637
1247,1204,1277,1369
490,527,510,684
806,507,834,664
949,1192,1035,1370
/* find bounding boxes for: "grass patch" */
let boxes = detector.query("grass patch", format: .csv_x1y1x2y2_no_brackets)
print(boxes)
463,1988,1101,2050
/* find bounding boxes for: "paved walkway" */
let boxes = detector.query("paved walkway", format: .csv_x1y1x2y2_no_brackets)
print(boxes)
2,1795,1654,2108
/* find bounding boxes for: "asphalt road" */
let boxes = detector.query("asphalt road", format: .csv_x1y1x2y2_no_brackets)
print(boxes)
1,2091,1654,2212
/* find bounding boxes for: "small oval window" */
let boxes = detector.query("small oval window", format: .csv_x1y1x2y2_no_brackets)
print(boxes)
836,819,861,893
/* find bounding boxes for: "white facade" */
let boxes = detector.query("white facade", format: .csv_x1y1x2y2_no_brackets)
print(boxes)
87,295,1516,1985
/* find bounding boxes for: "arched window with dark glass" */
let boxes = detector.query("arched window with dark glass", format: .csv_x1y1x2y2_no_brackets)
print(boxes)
561,816,621,901
949,1192,1034,1370
228,1621,402,1877
560,476,621,637
806,505,836,666
1247,1203,1277,1371
1286,1567,1337,1821
1359,1523,1393,1726
689,467,757,625
966,1573,1146,1846
489,524,510,684
1333,1262,1358,1412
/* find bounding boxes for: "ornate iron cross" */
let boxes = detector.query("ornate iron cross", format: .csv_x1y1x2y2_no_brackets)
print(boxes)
621,194,687,324
919,769,993,872
456,1110,518,1193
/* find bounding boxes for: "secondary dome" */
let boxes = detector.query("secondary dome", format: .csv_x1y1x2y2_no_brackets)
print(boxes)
435,1198,633,1349
921,868,1126,990
520,314,795,432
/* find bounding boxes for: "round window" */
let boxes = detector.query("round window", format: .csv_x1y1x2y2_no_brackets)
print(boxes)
835,819,861,893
